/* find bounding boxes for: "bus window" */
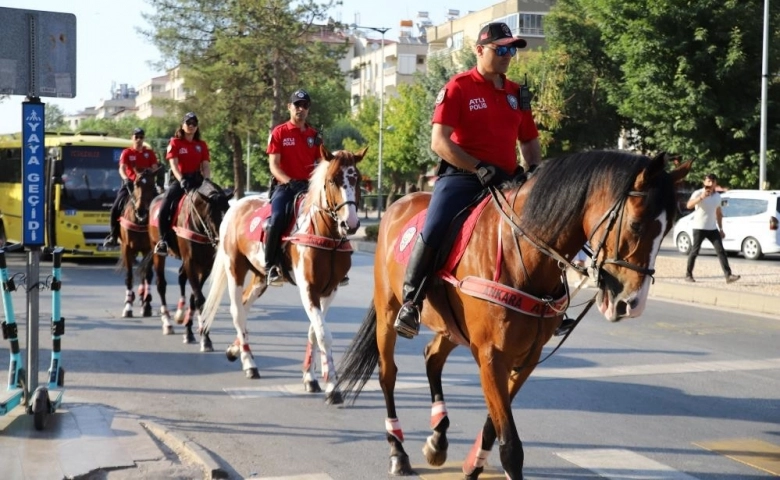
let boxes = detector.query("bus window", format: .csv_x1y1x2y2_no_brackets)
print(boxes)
0,148,22,183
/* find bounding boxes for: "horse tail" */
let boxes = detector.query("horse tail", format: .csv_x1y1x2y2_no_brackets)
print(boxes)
334,300,379,405
200,248,228,333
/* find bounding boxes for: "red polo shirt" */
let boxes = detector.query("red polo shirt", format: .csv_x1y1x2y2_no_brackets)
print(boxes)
120,147,158,181
432,67,539,173
166,137,210,175
266,122,320,181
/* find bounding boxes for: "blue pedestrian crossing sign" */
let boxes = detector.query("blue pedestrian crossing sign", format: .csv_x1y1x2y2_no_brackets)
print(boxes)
22,102,45,246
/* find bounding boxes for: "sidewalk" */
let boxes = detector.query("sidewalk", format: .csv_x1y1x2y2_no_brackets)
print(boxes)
350,212,780,317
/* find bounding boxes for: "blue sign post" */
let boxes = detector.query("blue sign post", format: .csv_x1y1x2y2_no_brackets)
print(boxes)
22,101,45,247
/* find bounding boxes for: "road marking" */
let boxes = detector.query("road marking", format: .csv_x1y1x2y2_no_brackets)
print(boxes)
224,378,471,399
556,449,699,479
256,475,333,480
535,357,780,380
415,461,504,479
695,438,780,475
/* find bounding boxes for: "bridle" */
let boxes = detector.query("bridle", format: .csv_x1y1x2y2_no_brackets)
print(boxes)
186,190,224,247
128,175,154,224
311,177,358,238
490,183,656,284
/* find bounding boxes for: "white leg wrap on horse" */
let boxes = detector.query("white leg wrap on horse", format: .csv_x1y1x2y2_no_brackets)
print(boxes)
430,401,448,429
464,432,492,472
385,417,404,443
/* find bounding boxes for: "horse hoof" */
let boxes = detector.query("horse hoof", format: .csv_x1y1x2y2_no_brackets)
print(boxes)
142,306,153,317
163,325,174,335
183,333,196,344
226,348,238,362
245,368,260,379
388,454,414,476
122,311,133,318
304,380,322,393
200,341,214,353
422,436,448,467
174,311,186,324
464,466,484,480
325,390,343,405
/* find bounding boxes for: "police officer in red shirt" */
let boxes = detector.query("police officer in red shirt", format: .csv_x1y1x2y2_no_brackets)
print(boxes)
104,127,159,247
264,89,323,286
394,22,542,339
154,112,212,255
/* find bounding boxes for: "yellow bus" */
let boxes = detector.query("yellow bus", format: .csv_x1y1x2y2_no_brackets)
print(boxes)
0,132,153,257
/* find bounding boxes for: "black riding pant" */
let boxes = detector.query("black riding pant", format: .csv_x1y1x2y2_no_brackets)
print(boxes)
110,185,132,231
421,173,484,250
158,181,185,239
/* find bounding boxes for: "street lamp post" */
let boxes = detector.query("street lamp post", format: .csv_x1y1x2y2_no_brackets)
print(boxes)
759,0,770,190
352,24,390,218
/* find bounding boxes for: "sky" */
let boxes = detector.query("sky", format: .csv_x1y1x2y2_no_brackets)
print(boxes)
0,0,490,134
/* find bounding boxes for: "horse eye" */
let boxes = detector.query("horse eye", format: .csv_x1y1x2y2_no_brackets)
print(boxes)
630,221,643,234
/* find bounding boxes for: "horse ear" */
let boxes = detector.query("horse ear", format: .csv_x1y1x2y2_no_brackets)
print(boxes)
320,144,335,161
670,159,693,186
634,151,668,190
354,146,369,162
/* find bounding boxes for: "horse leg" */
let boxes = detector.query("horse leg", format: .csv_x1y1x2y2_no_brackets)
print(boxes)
154,256,174,335
141,264,154,317
174,266,187,324
422,334,458,467
302,325,321,393
375,301,413,476
463,367,535,480
297,287,341,404
471,347,523,480
122,248,135,318
183,292,196,344
224,262,259,379
193,272,213,353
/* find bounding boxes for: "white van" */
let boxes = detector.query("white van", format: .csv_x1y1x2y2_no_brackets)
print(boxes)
673,189,780,260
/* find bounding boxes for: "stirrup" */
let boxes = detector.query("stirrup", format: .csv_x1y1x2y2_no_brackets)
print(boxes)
154,241,168,256
266,266,283,287
394,302,420,339
554,316,577,337
103,235,118,247
339,276,349,287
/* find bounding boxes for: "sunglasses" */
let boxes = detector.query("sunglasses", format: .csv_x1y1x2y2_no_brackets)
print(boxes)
293,101,310,110
134,135,145,139
485,45,518,57
185,120,198,127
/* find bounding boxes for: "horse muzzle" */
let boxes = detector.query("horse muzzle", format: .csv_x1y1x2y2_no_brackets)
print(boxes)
340,219,360,236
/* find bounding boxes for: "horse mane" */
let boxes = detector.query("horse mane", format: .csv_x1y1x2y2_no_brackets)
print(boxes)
305,152,346,211
519,150,664,240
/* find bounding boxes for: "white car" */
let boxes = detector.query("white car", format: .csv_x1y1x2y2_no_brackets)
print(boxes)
673,189,780,260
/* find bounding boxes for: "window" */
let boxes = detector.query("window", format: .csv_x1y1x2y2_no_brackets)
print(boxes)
0,148,22,183
721,198,768,218
452,31,464,50
519,13,545,36
398,54,416,75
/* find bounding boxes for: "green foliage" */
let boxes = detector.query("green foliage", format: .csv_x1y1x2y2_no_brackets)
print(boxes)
363,223,379,242
44,104,68,132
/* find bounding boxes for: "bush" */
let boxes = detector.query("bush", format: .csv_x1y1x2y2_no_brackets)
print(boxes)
364,224,379,242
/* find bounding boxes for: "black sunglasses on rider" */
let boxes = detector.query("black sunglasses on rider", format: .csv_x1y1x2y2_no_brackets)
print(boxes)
185,119,199,127
484,45,518,57
293,101,310,110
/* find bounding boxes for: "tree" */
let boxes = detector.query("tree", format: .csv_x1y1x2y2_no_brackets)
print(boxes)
44,104,68,132
141,0,347,196
568,0,780,188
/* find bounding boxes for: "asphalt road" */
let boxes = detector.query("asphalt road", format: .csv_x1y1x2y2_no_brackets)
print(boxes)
1,251,779,479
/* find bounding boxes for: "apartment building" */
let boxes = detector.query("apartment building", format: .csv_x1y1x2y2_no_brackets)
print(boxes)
426,0,555,62
348,21,428,110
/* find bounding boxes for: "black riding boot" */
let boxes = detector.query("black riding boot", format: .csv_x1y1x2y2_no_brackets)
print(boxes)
394,235,436,339
264,222,284,287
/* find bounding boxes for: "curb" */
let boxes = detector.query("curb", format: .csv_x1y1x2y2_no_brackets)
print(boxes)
141,420,228,479
349,240,778,317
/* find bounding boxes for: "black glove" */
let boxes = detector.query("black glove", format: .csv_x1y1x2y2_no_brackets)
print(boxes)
123,179,134,190
180,177,190,190
475,162,509,187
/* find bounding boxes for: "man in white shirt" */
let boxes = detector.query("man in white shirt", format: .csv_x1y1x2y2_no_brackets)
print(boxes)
685,173,740,283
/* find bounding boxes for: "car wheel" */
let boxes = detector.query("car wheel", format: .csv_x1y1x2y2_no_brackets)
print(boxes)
676,232,692,255
742,237,763,260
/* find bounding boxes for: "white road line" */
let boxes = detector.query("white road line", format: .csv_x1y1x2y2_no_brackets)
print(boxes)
535,357,780,380
256,475,333,480
224,378,471,399
556,449,699,479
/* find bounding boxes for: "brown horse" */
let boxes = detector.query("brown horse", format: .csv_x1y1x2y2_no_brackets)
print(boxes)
117,167,171,330
143,179,232,347
200,146,366,403
334,150,691,478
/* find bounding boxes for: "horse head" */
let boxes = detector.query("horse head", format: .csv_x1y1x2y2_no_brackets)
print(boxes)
306,145,367,238
131,166,160,224
194,179,232,241
521,151,691,323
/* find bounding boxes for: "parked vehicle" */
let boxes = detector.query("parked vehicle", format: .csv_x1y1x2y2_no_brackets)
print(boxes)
673,189,780,260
